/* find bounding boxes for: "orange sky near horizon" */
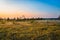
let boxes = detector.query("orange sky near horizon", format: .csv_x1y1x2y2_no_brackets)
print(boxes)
0,12,37,18
0,11,54,18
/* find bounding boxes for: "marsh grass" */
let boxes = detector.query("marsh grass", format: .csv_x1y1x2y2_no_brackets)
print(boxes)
0,20,60,40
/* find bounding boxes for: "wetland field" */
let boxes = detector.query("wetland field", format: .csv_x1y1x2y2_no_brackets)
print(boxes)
0,20,60,40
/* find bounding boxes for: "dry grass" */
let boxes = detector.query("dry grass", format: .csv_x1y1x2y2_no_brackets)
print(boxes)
0,20,60,40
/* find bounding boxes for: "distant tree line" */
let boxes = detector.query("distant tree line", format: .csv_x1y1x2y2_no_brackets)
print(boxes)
0,15,60,21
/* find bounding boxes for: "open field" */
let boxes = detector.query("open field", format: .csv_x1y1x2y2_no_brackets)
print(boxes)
0,20,60,40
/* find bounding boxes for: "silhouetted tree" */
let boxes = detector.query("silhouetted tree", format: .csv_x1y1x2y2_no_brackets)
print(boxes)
13,18,16,20
22,15,26,19
7,17,10,20
16,17,20,21
38,18,43,20
0,17,3,20
58,15,60,18
58,15,60,20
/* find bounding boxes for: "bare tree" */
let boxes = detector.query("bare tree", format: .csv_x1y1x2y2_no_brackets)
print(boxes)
58,15,60,18
7,17,10,20
22,15,26,19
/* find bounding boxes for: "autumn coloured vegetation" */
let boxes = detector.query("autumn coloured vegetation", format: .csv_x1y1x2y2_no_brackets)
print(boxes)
0,17,60,40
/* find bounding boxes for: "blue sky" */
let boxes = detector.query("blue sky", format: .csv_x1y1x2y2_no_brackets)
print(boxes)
0,0,60,18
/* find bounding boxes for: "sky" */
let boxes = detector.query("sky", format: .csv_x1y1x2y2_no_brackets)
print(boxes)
0,0,60,18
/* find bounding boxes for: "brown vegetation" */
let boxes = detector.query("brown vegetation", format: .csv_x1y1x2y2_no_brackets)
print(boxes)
0,20,60,40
